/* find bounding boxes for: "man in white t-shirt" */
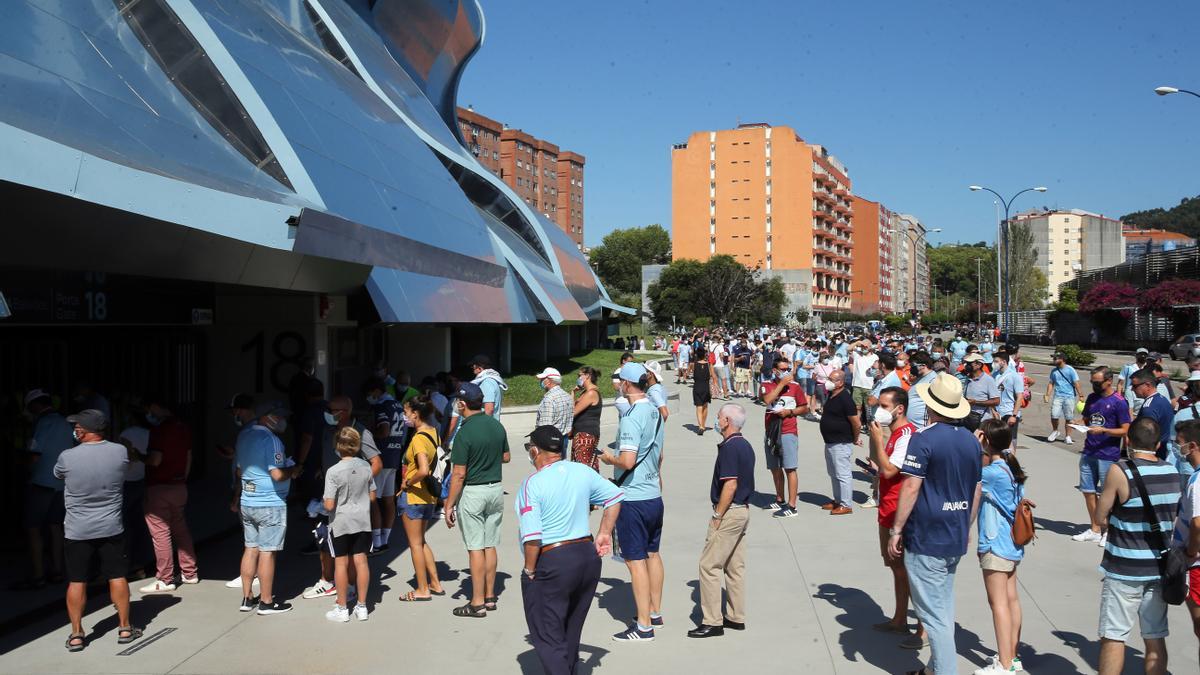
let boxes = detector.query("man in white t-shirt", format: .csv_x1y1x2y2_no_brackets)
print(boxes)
850,341,879,423
711,341,730,400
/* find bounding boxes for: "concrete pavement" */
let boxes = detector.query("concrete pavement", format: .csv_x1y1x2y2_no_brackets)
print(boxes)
2,379,1198,674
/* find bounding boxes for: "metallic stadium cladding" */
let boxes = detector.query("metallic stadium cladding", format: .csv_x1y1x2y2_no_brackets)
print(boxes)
0,0,622,324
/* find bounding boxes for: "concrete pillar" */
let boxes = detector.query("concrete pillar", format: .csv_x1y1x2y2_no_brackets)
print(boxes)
500,326,512,374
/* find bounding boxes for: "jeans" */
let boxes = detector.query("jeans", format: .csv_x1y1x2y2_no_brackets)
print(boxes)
905,552,963,675
824,443,853,507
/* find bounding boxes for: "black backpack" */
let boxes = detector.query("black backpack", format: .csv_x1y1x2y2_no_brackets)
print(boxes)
763,412,783,457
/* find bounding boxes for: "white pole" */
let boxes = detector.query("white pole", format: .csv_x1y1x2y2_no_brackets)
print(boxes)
994,200,1002,333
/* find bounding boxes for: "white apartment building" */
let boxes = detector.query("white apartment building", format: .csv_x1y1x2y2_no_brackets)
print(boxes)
1010,209,1126,302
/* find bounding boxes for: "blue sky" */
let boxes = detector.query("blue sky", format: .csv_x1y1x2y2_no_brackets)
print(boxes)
459,0,1200,248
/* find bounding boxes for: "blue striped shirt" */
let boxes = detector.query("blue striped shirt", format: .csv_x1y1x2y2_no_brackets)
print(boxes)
1101,458,1182,581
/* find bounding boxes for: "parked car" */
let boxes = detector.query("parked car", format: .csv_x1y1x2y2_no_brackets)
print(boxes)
1169,333,1200,361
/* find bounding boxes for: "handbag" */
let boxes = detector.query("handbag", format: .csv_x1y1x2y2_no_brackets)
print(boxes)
611,413,663,487
1124,460,1188,606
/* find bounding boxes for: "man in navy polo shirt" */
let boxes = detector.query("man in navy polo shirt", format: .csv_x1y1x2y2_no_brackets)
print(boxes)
689,403,754,638
888,373,982,675
600,362,665,642
1131,368,1174,460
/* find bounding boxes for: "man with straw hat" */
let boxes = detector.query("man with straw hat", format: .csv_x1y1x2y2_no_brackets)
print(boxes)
886,373,983,675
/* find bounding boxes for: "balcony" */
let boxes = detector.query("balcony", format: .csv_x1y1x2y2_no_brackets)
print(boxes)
833,186,848,197
815,191,836,205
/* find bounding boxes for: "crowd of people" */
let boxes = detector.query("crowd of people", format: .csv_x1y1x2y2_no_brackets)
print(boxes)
15,325,1200,674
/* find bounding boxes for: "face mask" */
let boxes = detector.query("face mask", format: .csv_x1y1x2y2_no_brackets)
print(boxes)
897,361,907,369
824,380,837,392
1092,382,1104,394
528,449,538,467
271,418,288,434
576,377,585,387
384,374,396,387
72,428,82,443
714,418,723,434
323,411,338,426
993,363,1004,373
820,358,830,365
932,351,943,359
366,395,379,405
873,407,894,426
233,415,244,428
145,413,162,426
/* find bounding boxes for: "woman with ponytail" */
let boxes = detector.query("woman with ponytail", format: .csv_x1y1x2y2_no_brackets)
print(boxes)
975,418,1027,674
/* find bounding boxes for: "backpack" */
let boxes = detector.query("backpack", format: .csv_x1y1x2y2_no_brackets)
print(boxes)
415,431,449,498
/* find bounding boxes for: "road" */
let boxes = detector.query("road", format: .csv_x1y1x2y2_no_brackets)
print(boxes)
2,377,1196,674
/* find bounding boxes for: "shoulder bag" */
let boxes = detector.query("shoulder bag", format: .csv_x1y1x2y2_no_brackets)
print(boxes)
1124,460,1188,605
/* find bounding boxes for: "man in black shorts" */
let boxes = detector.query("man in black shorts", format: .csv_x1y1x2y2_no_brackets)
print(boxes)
54,409,141,651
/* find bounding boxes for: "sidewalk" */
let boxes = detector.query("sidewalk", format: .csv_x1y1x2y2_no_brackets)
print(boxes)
1,380,1196,674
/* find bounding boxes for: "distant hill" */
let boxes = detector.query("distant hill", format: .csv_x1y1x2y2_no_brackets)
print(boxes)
1121,195,1200,239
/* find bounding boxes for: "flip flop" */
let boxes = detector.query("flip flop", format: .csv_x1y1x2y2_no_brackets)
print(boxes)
452,602,487,618
398,592,432,602
65,633,86,652
429,589,446,596
117,627,143,644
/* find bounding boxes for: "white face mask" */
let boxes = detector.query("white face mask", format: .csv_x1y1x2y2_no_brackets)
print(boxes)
873,407,894,426
714,418,723,435
528,449,538,467
824,380,837,392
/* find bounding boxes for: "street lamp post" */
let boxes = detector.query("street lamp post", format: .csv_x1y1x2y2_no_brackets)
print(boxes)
1155,85,1200,99
974,257,982,330
968,185,1048,339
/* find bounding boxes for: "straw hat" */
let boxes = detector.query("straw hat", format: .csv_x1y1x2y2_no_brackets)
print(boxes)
913,373,971,420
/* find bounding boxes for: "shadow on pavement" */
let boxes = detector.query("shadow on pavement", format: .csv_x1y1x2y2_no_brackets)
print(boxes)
516,642,610,674
593,577,635,627
0,589,181,655
1034,516,1086,537
1051,629,1150,673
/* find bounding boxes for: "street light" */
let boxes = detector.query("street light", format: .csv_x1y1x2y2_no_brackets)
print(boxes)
1155,85,1200,99
967,185,1048,338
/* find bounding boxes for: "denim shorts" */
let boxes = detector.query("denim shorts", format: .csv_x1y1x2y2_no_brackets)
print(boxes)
765,432,799,471
241,504,287,552
1099,576,1169,641
1078,455,1114,494
399,491,436,521
1051,396,1076,420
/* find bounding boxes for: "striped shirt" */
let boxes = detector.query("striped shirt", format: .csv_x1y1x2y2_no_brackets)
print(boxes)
1100,457,1182,582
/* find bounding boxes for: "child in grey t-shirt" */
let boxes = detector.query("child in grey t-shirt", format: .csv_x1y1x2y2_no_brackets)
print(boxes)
322,427,376,621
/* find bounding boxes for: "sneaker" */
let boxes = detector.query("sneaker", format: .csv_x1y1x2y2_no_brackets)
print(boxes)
257,600,293,615
325,605,350,623
1064,435,1074,445
612,624,655,642
1097,532,1108,548
1071,529,1102,543
139,579,176,594
354,603,369,621
303,579,336,599
862,497,879,509
650,614,664,627
1010,656,1024,671
765,501,784,511
772,506,798,518
180,575,199,585
973,657,1017,674
226,576,260,590
239,596,259,612
370,543,389,557
1047,431,1059,442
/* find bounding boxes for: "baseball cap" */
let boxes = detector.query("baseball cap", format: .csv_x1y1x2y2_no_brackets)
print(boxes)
254,400,291,418
527,425,565,453
23,388,51,408
645,360,663,377
226,393,254,410
963,353,985,363
1136,347,1150,355
66,409,107,433
619,362,648,382
456,381,484,404
1148,352,1163,362
535,367,562,380
469,354,493,369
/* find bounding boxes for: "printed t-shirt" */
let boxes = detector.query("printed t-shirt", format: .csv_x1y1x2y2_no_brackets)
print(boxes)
614,399,664,501
900,423,983,557
1082,392,1131,461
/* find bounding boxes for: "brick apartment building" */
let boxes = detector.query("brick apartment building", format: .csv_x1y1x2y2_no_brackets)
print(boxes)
456,107,585,246
671,123,855,317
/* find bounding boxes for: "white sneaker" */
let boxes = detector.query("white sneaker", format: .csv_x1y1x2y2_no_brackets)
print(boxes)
1064,435,1074,445
139,579,177,594
225,576,260,589
353,603,369,621
973,658,1014,674
325,605,350,623
303,578,336,599
180,575,199,585
1011,656,1024,671
1097,532,1108,548
863,497,879,509
1071,529,1101,543
1047,431,1059,442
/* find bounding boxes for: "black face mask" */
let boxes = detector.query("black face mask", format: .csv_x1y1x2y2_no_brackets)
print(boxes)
1092,382,1105,394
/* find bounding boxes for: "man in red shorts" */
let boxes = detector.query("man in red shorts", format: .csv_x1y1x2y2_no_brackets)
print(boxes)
868,386,926,648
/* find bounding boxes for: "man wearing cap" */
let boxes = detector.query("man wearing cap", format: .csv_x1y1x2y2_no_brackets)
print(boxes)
235,401,300,615
887,374,983,675
15,389,71,590
444,381,510,618
517,425,624,673
963,353,1000,431
470,354,508,418
141,396,197,593
688,403,754,639
644,361,671,421
535,367,574,436
1118,348,1152,414
56,410,141,650
1044,352,1084,444
1130,368,1175,461
601,362,666,641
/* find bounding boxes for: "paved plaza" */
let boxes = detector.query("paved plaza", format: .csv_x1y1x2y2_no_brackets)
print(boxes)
2,376,1198,675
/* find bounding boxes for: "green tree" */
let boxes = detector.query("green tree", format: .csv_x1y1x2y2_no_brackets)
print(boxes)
1006,220,1049,309
588,224,671,297
1122,195,1200,240
647,256,784,327
646,258,704,325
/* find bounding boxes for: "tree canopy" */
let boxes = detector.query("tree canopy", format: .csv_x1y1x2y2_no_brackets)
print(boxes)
646,255,785,327
1122,195,1200,240
587,224,671,300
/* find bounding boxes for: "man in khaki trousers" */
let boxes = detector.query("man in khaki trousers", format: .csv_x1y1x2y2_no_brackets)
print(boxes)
688,403,755,638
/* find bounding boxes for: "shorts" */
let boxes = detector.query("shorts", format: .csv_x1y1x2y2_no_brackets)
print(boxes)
1190,568,1200,606
24,485,65,529
399,491,437,521
458,483,504,550
878,526,901,568
802,378,816,397
1099,576,1169,641
614,497,664,561
852,387,870,410
65,534,128,582
241,504,287,551
764,432,799,471
1051,396,1076,421
1078,455,1115,494
734,368,752,385
374,468,397,501
329,531,371,557
979,552,1018,573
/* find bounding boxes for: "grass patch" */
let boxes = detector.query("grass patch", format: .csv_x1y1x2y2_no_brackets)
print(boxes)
504,349,668,406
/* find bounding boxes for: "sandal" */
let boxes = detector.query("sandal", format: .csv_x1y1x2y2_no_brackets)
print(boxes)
398,591,432,602
452,602,487,618
484,596,498,611
429,588,446,596
117,626,143,644
65,632,86,652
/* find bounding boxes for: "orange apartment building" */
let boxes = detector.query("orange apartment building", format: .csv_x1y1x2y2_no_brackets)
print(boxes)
671,123,854,316
849,196,897,314
456,107,586,246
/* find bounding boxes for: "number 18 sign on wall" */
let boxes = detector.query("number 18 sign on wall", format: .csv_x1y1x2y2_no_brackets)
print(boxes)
0,271,214,325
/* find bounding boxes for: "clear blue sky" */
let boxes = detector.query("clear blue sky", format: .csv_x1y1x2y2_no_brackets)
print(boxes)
459,0,1200,248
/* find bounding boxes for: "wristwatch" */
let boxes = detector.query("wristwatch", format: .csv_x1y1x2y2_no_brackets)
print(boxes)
888,527,902,537
711,511,722,520
522,568,535,578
